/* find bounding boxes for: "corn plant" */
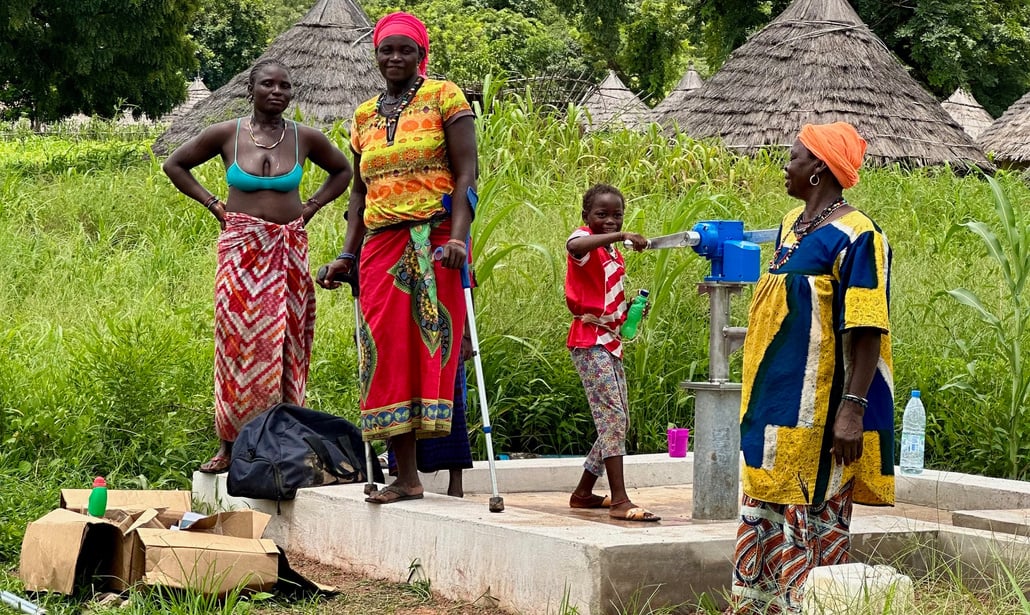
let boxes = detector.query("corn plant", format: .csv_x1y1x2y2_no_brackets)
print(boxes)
946,174,1030,480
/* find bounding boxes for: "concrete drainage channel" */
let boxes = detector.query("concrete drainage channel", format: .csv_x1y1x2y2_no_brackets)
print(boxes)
193,455,1030,614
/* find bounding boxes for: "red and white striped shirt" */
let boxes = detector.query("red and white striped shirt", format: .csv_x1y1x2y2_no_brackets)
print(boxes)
565,226,627,358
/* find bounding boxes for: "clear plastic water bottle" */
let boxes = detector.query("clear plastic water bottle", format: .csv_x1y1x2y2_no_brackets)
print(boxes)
900,391,925,475
620,289,650,340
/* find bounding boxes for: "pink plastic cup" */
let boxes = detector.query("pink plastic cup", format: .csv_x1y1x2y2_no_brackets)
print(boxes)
667,428,689,457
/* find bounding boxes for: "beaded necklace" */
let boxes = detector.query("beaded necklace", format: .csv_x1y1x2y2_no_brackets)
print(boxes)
248,117,286,149
376,76,424,146
768,196,847,272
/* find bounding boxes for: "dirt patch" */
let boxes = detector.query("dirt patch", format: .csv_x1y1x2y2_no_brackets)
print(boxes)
261,554,510,615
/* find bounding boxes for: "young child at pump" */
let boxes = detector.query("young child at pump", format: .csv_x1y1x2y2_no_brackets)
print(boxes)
564,183,660,522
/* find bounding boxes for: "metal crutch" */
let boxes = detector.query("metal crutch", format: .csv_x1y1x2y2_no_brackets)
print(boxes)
317,260,379,496
445,187,504,512
459,255,504,513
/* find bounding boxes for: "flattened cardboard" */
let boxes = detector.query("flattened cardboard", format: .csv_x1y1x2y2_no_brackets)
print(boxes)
136,528,279,594
60,489,191,514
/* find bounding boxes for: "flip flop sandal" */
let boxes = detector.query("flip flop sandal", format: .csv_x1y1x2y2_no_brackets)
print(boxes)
198,455,230,474
569,493,612,509
365,484,425,505
609,507,661,522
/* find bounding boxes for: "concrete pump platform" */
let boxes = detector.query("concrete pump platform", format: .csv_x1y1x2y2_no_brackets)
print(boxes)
193,455,1030,614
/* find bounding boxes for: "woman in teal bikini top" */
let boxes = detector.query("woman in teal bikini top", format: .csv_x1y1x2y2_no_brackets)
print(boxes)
225,118,304,193
163,59,352,228
162,59,353,474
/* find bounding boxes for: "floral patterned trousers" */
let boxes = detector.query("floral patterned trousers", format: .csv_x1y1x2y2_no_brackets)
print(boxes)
570,345,629,477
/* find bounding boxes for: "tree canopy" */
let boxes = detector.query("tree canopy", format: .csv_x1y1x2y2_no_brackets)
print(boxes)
0,0,199,124
2,0,1028,122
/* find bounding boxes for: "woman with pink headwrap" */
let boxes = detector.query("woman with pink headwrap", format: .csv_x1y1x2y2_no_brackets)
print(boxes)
318,11,477,504
731,122,895,613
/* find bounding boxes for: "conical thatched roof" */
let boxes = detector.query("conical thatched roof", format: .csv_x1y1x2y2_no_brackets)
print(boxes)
941,88,994,140
162,77,211,124
652,62,703,122
977,90,1030,166
663,0,989,170
580,70,651,131
153,0,381,155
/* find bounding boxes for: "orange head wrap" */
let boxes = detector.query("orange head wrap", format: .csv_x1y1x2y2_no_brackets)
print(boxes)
797,122,867,189
373,11,430,77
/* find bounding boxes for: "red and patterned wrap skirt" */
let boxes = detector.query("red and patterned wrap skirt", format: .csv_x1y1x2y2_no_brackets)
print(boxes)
357,220,466,441
731,480,855,614
213,212,315,442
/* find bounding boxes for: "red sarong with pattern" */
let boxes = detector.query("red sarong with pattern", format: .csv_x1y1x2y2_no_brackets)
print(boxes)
213,212,315,442
357,221,465,441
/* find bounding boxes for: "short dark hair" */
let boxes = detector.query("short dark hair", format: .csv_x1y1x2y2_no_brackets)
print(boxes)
248,58,289,89
582,183,625,218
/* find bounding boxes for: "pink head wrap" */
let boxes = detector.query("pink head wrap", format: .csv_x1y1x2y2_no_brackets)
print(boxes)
798,122,867,189
373,11,430,77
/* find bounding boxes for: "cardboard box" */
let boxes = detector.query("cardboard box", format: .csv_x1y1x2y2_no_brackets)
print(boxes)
136,529,279,595
20,491,291,596
59,489,191,515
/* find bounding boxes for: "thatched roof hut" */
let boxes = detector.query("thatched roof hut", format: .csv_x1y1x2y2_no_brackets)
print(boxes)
162,77,212,124
153,0,381,155
941,88,994,140
663,0,989,170
652,62,703,123
977,90,1030,166
580,70,651,131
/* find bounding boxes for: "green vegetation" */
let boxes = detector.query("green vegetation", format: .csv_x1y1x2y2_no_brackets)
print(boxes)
2,92,1030,609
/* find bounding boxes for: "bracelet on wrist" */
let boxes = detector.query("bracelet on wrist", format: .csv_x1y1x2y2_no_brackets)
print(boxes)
446,238,466,248
203,195,220,209
841,393,868,409
337,251,356,261
305,197,323,209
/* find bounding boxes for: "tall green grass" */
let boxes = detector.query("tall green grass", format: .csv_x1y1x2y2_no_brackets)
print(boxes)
1,91,1028,566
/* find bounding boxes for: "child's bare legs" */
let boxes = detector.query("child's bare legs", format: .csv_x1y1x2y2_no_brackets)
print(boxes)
572,456,631,512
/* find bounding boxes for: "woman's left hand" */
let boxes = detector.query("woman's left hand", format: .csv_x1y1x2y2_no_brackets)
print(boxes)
830,403,864,466
440,240,467,270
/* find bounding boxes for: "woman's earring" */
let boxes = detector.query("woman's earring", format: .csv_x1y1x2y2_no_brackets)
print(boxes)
809,174,820,186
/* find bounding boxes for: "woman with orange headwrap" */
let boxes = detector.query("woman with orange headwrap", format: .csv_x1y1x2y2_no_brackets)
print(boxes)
731,122,894,613
318,11,476,504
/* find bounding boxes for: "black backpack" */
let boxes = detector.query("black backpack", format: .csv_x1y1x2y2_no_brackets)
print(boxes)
227,403,384,507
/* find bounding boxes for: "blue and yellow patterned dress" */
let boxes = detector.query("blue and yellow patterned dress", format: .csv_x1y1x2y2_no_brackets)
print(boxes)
740,206,894,507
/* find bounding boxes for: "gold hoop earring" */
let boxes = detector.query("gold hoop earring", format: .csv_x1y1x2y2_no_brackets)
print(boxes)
809,174,820,186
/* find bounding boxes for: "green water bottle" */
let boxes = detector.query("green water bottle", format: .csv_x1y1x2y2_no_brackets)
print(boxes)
88,476,108,517
620,289,650,340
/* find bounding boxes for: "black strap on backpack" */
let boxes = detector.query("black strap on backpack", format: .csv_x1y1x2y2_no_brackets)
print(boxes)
302,435,361,482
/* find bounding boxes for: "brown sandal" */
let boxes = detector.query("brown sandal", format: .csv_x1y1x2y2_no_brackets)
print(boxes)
608,499,661,522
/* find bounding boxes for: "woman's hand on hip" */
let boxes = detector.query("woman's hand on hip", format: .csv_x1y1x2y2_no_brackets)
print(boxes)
210,201,226,230
830,403,864,466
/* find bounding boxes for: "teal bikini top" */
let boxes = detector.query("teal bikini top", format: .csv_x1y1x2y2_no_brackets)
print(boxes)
225,118,304,192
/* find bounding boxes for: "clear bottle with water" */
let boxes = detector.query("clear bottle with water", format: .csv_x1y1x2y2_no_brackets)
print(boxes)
900,390,925,475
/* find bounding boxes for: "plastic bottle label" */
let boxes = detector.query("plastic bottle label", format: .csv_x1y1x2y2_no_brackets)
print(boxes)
900,432,924,472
